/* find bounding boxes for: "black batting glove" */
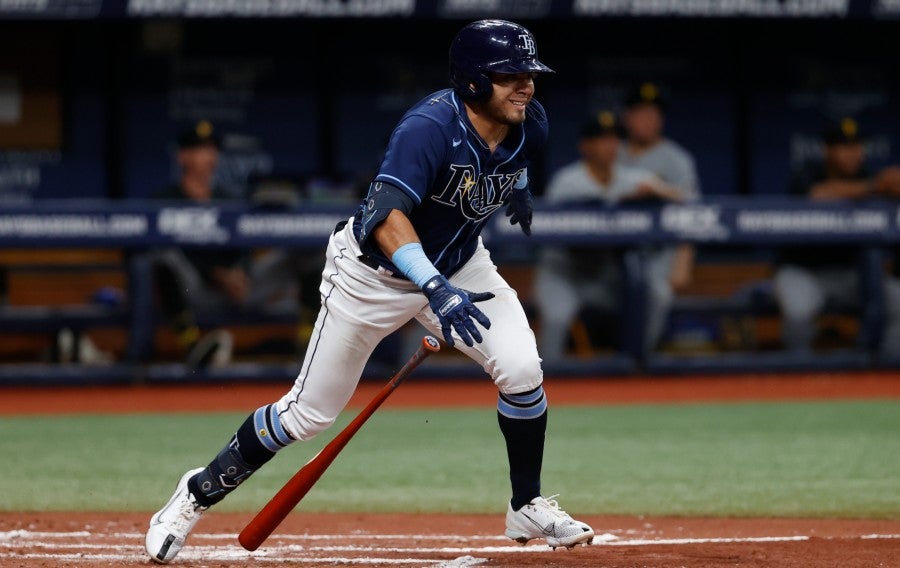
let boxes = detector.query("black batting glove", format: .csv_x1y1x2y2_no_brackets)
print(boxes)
505,187,533,236
422,275,494,347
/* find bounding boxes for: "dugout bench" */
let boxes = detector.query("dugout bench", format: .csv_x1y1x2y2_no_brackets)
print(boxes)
644,246,888,374
0,249,131,361
1,198,898,384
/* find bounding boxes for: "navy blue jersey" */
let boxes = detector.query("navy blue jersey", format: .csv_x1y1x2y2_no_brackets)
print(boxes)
353,88,548,277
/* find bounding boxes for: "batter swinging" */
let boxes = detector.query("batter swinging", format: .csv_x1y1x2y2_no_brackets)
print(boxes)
145,19,594,564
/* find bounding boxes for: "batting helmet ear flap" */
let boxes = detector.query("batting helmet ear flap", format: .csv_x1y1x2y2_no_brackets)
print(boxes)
449,64,493,101
467,73,494,101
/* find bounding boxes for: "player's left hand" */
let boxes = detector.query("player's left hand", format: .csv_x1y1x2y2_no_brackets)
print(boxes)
422,275,494,347
505,188,533,236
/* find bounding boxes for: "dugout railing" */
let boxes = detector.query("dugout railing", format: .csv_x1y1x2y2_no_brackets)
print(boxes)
1,197,898,384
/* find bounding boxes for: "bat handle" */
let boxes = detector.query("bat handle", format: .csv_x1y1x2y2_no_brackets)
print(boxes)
392,335,440,387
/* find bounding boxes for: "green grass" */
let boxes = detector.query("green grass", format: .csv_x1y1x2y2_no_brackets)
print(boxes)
1,400,898,518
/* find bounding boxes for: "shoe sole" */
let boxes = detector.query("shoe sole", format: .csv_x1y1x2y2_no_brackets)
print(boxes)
505,528,595,549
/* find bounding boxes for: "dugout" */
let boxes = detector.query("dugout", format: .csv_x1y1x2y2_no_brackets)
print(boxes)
1,4,899,381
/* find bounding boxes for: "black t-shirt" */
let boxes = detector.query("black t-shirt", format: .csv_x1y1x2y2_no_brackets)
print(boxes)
778,161,868,269
154,184,250,285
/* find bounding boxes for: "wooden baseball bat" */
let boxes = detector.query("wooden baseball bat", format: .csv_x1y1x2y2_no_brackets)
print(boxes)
238,335,441,551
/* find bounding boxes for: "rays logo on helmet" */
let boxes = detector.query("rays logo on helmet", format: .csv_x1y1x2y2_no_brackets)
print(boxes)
518,33,536,55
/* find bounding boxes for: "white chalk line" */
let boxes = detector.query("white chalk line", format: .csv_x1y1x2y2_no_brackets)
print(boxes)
435,556,485,568
2,530,899,565
0,530,92,540
1,530,510,542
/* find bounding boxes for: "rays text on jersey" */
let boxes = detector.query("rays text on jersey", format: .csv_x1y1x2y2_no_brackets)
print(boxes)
432,165,525,221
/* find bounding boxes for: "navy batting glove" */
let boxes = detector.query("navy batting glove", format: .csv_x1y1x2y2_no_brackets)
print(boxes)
422,275,494,347
505,187,533,236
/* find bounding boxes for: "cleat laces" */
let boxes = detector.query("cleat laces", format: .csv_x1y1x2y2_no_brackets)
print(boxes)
171,496,204,534
535,494,566,517
530,495,590,539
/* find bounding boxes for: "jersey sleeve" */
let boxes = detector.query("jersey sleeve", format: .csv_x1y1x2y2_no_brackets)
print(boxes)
670,147,701,199
617,167,656,197
374,114,448,204
544,164,590,203
543,168,569,203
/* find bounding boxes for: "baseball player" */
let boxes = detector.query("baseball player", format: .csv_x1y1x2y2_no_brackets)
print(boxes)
776,118,900,354
535,111,687,362
145,19,594,564
618,82,701,352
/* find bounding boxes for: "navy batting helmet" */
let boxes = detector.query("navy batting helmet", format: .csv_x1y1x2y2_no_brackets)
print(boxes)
449,19,554,101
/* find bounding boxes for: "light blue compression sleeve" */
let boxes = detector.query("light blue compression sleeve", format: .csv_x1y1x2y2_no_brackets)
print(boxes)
391,242,441,288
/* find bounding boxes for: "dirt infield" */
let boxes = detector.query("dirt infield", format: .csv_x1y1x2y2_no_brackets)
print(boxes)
1,372,898,566
2,370,899,415
1,512,898,567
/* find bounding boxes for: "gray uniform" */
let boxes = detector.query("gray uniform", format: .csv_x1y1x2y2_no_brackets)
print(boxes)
534,161,661,362
618,139,700,352
617,138,700,199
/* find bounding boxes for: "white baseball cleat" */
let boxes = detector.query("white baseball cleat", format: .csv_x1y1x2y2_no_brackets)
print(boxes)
146,468,207,564
505,494,595,549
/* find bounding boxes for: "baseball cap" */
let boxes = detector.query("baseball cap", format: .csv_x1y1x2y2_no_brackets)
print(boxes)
822,117,863,145
623,81,668,111
580,110,625,139
177,120,221,149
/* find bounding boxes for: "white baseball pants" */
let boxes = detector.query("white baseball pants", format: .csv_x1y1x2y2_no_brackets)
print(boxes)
274,218,543,441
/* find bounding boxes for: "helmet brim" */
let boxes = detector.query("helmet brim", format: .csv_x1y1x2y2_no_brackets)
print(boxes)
484,58,555,75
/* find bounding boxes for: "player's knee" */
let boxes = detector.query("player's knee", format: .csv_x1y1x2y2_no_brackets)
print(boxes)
490,350,543,393
777,292,821,320
276,404,337,442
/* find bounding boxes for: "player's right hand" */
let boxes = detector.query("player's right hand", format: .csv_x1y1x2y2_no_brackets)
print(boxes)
422,275,493,347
